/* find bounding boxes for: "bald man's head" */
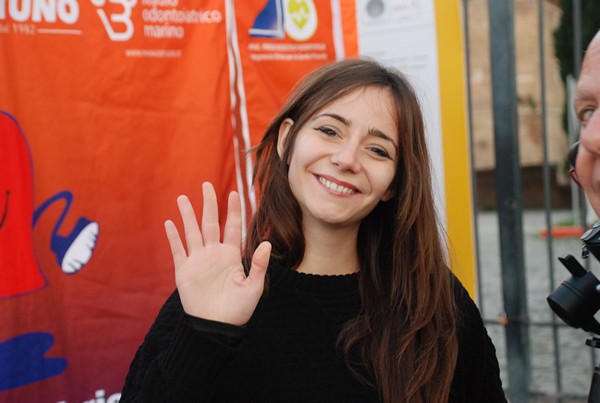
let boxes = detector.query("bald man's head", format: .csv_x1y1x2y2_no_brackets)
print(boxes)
573,31,600,216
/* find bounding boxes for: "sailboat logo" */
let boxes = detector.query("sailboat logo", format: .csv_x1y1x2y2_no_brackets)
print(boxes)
250,0,318,42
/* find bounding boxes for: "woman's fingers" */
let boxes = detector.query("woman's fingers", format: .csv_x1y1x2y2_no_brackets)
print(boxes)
201,182,221,244
247,241,272,285
223,191,242,247
166,186,269,325
164,219,186,268
177,195,203,252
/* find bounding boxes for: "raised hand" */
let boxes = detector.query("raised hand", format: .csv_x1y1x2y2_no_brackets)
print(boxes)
164,182,271,326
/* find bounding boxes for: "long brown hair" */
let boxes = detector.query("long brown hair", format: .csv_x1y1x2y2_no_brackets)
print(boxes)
244,58,458,403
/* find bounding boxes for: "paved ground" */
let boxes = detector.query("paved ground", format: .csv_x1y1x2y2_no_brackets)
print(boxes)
476,210,599,402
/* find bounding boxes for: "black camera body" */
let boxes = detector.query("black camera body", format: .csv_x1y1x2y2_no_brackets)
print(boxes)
547,221,600,334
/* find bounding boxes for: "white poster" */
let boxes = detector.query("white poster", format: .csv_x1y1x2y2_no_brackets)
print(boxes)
354,0,445,217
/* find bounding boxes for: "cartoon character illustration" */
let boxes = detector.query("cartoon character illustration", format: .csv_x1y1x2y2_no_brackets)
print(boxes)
33,191,99,274
250,0,317,42
0,112,45,297
0,333,67,391
0,110,99,390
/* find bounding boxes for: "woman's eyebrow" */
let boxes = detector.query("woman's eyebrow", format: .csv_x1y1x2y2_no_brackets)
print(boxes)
313,112,349,125
368,129,399,154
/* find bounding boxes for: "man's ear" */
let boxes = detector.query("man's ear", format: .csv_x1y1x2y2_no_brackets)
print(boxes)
277,118,294,159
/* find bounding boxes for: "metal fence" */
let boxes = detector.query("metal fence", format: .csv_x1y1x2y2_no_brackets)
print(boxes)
463,0,596,402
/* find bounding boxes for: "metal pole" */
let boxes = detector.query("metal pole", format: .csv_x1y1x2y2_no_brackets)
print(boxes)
461,0,485,314
573,0,582,79
537,0,563,396
486,1,531,402
571,0,598,372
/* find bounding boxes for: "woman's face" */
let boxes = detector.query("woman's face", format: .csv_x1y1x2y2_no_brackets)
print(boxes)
277,86,399,231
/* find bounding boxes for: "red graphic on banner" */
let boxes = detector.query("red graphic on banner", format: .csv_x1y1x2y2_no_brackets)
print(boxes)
0,112,46,298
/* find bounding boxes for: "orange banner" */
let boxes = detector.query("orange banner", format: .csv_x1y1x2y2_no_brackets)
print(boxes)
1,0,233,401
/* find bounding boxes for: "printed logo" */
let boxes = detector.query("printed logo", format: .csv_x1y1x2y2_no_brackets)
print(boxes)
89,0,223,48
250,0,317,42
0,0,81,36
90,0,137,41
0,0,222,58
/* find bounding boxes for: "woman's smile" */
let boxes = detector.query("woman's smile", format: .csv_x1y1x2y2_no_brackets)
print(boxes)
316,174,358,196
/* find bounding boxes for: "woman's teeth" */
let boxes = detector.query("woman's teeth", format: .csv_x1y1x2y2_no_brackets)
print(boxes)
318,177,355,194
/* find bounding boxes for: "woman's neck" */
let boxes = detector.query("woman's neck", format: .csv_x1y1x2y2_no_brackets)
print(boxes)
296,222,360,275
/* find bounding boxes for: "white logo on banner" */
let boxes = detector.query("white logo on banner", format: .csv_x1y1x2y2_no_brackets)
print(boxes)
0,0,80,34
88,0,222,43
1,0,223,58
0,0,79,23
90,0,136,41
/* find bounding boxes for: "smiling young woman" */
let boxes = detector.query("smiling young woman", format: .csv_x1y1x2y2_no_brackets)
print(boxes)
276,87,397,237
120,58,506,403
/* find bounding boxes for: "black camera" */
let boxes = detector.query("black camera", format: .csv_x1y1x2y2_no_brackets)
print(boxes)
547,221,600,334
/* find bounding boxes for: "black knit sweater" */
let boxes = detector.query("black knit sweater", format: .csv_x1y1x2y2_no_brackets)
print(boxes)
121,265,506,402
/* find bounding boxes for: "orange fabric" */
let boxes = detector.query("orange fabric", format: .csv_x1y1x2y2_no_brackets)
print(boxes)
0,0,233,400
339,0,358,57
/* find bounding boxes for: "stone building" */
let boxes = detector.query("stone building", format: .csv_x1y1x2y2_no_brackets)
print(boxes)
466,0,572,209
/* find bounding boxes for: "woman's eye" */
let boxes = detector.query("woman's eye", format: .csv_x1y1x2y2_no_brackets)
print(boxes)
316,126,338,137
369,146,391,160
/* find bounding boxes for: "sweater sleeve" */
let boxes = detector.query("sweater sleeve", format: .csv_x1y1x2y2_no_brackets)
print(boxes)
120,290,241,403
451,279,508,403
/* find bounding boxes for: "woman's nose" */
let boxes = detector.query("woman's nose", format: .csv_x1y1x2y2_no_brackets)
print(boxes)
330,142,361,172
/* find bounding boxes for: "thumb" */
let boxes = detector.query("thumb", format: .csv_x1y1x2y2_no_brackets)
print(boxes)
247,241,271,285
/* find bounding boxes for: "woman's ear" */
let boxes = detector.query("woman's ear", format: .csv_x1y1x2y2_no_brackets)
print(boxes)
277,118,294,159
381,189,394,202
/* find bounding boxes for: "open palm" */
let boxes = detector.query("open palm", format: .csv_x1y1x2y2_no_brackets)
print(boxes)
164,182,271,326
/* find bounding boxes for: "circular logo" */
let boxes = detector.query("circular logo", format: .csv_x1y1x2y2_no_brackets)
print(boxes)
283,0,317,42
